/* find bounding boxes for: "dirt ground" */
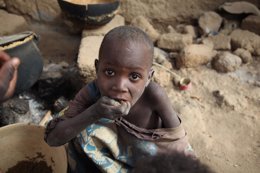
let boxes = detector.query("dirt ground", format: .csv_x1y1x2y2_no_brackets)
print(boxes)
2,0,259,172
29,21,260,173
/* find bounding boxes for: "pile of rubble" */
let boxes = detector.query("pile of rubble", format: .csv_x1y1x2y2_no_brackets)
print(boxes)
77,1,260,87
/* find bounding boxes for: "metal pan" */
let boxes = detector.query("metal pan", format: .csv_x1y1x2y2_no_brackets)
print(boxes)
0,31,43,94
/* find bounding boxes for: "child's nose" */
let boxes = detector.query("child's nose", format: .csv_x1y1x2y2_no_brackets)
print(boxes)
112,78,128,92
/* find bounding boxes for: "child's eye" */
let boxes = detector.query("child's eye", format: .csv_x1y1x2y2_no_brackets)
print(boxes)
129,73,141,81
105,70,115,76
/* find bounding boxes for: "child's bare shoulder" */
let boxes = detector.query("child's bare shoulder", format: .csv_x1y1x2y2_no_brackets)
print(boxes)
145,81,168,100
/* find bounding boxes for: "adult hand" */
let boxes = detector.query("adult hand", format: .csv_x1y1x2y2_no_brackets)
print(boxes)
0,51,20,102
92,96,131,120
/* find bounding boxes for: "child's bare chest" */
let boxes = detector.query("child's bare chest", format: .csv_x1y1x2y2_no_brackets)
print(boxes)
124,102,162,129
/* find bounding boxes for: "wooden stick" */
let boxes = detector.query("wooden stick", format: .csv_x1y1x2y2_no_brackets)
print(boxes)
152,62,181,85
39,110,52,126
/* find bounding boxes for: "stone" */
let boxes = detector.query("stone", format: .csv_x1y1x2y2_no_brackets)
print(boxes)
0,0,5,8
157,33,193,51
167,25,177,33
203,33,231,50
230,29,260,56
220,19,239,35
5,0,40,20
37,0,61,22
198,11,223,35
212,51,242,73
77,36,104,82
131,15,160,42
183,25,198,39
176,24,198,39
82,15,125,37
233,48,252,64
241,15,260,35
0,10,29,36
176,44,216,68
219,1,260,16
4,0,60,22
154,47,169,64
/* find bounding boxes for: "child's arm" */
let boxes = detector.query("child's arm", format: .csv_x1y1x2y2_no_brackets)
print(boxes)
148,82,181,128
45,87,131,146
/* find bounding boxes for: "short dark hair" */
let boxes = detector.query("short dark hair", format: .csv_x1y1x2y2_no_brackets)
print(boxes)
99,25,154,62
132,152,215,173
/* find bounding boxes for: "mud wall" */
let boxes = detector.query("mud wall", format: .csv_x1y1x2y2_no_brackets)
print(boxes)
0,0,259,25
120,0,259,27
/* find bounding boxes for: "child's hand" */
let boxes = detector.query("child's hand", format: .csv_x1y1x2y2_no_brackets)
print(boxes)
0,51,20,103
92,96,131,120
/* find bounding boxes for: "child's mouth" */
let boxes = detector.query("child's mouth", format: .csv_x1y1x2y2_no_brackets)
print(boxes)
111,97,128,104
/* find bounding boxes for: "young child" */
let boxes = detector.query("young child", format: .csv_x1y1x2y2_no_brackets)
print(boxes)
45,26,194,173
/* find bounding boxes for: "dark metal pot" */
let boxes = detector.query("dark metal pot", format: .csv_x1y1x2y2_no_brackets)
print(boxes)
0,31,43,94
57,0,120,26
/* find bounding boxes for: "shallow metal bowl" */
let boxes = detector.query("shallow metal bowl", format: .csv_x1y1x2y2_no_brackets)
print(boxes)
0,123,67,173
58,0,120,26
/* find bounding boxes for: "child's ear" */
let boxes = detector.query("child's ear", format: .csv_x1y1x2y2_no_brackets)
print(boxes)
95,59,99,72
146,69,154,87
149,69,154,79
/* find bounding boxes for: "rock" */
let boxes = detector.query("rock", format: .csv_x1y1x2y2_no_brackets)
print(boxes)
233,48,252,64
35,63,84,102
157,33,193,51
220,19,239,35
241,15,260,35
200,39,214,50
1,97,30,125
176,24,198,39
183,25,198,39
176,44,216,68
53,96,69,113
219,1,260,16
6,98,29,115
212,90,225,107
77,36,103,82
230,29,260,56
131,15,160,42
152,65,172,87
0,95,49,125
5,0,40,20
198,11,223,35
4,0,60,22
36,0,61,22
0,0,5,8
37,63,66,99
167,25,177,33
0,10,29,36
212,51,242,73
203,33,231,50
212,90,236,110
154,47,169,65
82,15,125,37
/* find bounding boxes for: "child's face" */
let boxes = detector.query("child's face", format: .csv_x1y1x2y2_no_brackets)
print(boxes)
96,40,153,106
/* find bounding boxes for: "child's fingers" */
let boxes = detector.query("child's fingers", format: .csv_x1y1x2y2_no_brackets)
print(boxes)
0,58,20,82
0,51,11,61
0,60,15,83
11,58,20,68
119,101,131,115
112,101,131,116
101,96,121,106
